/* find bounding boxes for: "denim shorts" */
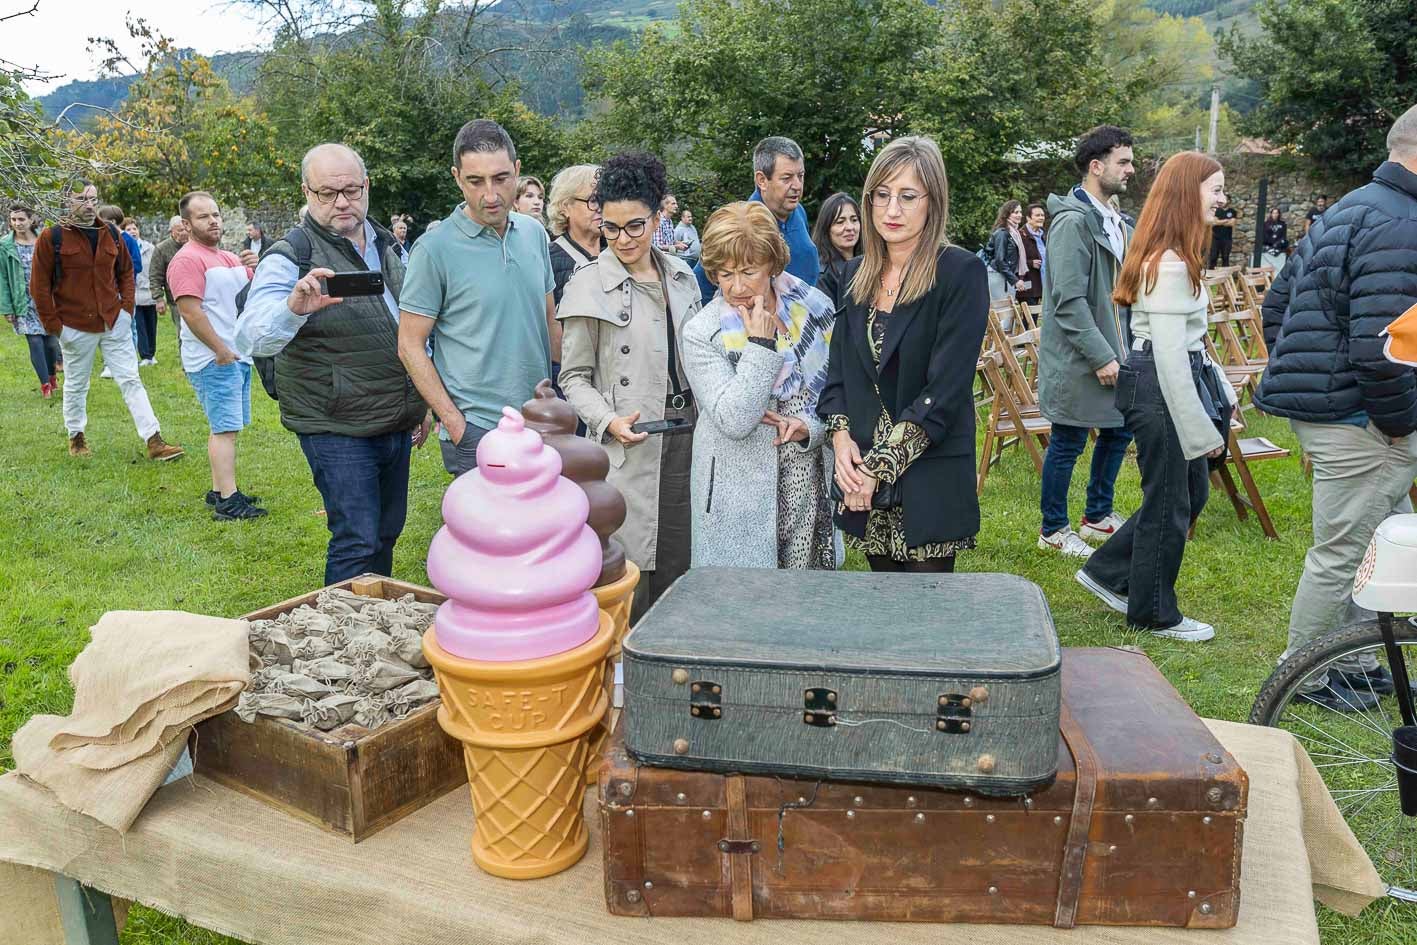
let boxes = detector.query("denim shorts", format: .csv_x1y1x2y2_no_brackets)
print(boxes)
187,361,252,433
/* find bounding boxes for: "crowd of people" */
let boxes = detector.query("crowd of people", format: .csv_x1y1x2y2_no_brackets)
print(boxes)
3,104,1416,689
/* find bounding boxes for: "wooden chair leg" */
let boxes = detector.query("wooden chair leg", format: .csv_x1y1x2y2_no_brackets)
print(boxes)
54,876,119,945
1231,453,1280,539
1213,465,1249,520
977,429,994,496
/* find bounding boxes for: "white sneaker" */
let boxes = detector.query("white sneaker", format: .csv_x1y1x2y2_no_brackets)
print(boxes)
1075,569,1128,615
1079,512,1126,543
1039,527,1094,558
1150,616,1215,643
99,366,113,378
139,358,156,367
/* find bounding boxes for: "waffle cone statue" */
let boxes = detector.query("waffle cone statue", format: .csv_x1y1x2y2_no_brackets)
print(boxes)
424,407,611,879
523,381,640,782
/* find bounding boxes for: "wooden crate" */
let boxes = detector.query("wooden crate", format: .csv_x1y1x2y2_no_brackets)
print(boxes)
194,574,467,842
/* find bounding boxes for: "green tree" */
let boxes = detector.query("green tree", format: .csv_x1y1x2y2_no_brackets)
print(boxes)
1219,0,1416,179
581,0,1140,245
249,0,568,225
58,19,286,216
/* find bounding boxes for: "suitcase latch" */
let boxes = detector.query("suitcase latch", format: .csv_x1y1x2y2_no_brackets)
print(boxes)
717,838,761,854
690,680,722,720
936,693,973,734
803,688,837,727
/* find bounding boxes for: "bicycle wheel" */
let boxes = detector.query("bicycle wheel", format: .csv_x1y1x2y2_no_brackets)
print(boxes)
1250,618,1417,902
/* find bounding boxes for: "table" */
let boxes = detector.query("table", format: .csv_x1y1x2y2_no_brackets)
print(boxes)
0,720,1386,945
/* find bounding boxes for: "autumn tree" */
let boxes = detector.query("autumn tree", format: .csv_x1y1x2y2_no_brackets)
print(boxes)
60,19,286,217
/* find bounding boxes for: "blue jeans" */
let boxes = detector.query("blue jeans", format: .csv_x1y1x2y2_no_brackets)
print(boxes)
298,431,413,585
1039,422,1132,535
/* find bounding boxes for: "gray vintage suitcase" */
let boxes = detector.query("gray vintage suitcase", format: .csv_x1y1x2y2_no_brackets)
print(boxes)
622,569,1061,795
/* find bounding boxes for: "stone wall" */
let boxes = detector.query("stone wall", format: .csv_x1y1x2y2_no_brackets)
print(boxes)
1009,150,1362,264
130,204,301,252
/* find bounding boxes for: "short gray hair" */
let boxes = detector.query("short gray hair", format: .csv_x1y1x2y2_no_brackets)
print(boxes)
753,136,804,178
168,215,183,227
547,163,599,236
1388,104,1417,161
300,143,367,186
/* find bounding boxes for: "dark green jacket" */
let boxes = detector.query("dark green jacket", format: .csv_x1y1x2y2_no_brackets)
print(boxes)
1037,189,1133,429
271,220,425,437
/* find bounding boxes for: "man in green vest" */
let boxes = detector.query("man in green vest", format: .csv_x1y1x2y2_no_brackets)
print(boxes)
236,143,430,583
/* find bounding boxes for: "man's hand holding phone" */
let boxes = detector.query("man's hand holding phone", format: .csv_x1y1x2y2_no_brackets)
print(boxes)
288,267,343,317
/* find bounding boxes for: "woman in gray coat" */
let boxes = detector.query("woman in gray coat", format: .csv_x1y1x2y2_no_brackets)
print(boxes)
680,201,837,569
558,152,702,620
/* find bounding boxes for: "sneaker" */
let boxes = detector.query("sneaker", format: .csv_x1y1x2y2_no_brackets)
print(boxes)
99,365,113,379
1296,680,1380,713
213,492,269,521
68,432,92,457
1148,616,1215,643
1039,527,1094,558
139,358,156,367
1333,665,1409,697
40,381,52,400
1075,569,1128,615
145,433,185,462
1079,512,1126,543
206,489,263,507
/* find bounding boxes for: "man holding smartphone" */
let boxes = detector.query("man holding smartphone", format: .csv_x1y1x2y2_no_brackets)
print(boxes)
237,143,428,582
168,190,265,521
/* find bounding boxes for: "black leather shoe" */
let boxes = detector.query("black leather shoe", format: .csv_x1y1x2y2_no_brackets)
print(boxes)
1295,681,1380,713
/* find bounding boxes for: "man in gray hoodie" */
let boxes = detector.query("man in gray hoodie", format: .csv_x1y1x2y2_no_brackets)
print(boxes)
1036,125,1136,558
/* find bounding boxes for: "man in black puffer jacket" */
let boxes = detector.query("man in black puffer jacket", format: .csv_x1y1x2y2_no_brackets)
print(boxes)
1256,103,1417,712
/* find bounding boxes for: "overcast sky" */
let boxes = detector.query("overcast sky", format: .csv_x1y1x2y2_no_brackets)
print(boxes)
9,0,267,94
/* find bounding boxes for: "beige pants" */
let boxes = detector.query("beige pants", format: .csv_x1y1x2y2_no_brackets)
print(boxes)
1285,419,1417,679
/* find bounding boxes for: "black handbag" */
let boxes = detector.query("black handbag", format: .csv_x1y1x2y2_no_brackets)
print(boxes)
830,477,901,511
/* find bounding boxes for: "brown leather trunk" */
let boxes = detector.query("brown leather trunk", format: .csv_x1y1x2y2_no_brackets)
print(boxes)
599,647,1246,927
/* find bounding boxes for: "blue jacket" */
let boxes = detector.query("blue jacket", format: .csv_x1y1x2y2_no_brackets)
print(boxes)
1255,161,1417,436
694,189,820,302
120,230,143,277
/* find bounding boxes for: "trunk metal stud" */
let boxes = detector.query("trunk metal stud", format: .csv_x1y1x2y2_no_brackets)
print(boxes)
626,890,641,903
673,738,689,754
1200,903,1214,915
672,669,689,685
1053,815,1064,825
702,810,712,819
988,886,999,896
675,792,686,803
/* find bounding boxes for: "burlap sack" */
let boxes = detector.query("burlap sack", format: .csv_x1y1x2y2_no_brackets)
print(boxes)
38,611,248,769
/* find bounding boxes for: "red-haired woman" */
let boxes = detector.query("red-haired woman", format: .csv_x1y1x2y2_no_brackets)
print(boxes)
1074,152,1235,642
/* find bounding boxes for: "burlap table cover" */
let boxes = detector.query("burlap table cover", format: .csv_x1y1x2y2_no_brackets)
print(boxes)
0,720,1385,945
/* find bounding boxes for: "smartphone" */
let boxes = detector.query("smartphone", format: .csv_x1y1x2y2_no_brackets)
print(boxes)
630,418,693,436
323,271,385,298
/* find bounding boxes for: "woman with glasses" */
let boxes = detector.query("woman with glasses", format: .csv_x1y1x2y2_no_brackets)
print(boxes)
817,136,990,573
546,165,604,306
680,201,837,570
557,152,703,619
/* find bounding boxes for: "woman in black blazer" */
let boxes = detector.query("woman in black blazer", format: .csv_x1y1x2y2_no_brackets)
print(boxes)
817,136,990,573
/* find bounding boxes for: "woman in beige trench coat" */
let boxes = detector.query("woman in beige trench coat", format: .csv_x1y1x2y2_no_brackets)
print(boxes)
557,152,703,620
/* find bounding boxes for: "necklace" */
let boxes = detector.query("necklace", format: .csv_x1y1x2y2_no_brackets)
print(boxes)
880,271,901,300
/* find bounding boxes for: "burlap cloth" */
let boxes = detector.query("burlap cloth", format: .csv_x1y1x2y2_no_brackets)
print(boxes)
0,720,1385,945
10,611,249,833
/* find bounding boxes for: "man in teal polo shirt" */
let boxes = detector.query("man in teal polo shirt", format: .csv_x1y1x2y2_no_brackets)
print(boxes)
398,119,558,475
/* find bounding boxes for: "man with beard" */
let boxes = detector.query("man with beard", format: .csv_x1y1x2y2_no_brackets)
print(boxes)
1036,125,1137,558
30,181,184,460
168,191,265,520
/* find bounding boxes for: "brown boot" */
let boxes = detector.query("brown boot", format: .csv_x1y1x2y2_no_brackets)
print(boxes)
68,432,92,457
146,432,185,462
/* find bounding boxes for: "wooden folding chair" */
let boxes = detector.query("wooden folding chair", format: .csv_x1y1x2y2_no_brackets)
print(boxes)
1209,412,1289,539
1011,298,1037,334
976,350,1052,495
984,313,1042,412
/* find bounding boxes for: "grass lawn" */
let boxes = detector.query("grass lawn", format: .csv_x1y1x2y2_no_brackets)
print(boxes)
0,317,1409,943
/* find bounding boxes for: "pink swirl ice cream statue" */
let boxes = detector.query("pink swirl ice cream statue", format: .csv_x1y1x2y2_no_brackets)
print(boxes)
423,407,613,880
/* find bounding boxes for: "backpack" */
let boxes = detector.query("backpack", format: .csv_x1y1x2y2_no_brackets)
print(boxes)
234,228,315,401
49,222,125,287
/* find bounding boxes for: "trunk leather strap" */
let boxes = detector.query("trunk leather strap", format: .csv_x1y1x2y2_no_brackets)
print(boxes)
724,773,754,921
1054,702,1099,928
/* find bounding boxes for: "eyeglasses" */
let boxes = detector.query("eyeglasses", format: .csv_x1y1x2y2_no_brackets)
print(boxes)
72,195,99,204
868,188,925,211
306,184,366,205
572,196,601,211
600,218,648,240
